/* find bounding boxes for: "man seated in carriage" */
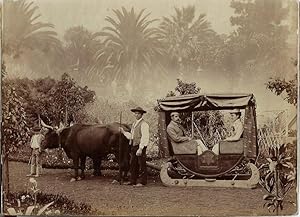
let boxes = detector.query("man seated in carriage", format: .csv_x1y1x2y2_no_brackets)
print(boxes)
211,109,244,154
167,112,208,155
167,109,244,155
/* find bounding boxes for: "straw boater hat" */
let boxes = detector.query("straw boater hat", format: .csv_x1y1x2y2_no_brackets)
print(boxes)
170,112,180,117
131,107,147,114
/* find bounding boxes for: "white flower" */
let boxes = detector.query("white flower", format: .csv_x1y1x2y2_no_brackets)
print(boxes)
21,195,26,200
268,161,277,173
29,178,38,189
29,178,37,184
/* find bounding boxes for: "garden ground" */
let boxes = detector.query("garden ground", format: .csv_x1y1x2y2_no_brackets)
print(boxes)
7,161,297,216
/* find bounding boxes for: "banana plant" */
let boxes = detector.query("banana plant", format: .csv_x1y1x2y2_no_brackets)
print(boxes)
258,143,296,214
7,201,54,216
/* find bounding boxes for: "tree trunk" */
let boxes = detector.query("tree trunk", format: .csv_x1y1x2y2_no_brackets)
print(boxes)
3,152,9,199
157,112,170,158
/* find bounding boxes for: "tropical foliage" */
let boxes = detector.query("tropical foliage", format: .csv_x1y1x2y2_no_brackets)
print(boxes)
2,79,30,163
3,0,61,57
5,74,96,127
258,144,296,214
64,26,102,75
159,6,221,76
49,73,96,125
4,0,296,90
95,7,165,93
226,0,290,72
266,73,297,106
167,78,200,96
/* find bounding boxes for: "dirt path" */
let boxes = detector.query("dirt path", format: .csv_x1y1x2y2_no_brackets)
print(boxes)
7,161,297,216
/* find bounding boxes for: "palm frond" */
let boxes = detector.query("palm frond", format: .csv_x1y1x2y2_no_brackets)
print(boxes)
3,0,60,56
93,6,167,86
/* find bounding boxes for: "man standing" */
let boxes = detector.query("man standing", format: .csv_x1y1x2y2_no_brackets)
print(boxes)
27,126,46,177
120,107,149,186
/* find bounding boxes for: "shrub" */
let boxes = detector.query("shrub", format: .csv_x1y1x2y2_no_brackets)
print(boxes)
258,144,296,214
6,191,94,215
5,177,56,216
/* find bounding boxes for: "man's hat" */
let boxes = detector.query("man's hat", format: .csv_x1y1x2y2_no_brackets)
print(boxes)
131,106,147,114
230,109,241,114
170,112,180,117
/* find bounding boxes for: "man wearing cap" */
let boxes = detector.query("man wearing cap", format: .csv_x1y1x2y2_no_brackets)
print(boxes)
212,109,244,154
167,112,208,155
119,107,149,186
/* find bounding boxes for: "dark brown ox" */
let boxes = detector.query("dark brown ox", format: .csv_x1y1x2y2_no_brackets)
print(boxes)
41,122,131,182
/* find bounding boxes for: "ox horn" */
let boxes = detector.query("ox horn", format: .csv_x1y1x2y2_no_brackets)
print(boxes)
41,119,54,130
56,122,66,134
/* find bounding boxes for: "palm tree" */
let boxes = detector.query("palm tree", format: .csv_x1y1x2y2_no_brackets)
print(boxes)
94,7,166,94
63,26,102,76
3,0,61,58
159,6,216,77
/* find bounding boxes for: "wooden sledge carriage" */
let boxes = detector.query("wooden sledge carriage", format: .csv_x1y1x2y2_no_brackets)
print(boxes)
156,93,260,188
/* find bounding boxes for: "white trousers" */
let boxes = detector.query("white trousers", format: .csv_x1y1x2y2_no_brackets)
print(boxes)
195,140,219,155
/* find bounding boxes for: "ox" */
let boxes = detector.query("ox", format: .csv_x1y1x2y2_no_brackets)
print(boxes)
41,122,131,182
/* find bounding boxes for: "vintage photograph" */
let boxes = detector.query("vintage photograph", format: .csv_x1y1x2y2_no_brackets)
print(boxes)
1,0,298,216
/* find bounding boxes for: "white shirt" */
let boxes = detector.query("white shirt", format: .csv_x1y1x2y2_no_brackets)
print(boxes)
30,134,44,149
123,118,149,149
226,119,243,141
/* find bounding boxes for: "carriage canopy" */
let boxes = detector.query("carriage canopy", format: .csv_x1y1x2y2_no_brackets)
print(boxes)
157,93,256,112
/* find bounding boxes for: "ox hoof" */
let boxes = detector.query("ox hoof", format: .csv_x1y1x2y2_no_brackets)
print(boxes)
70,178,76,182
111,180,119,184
77,177,82,181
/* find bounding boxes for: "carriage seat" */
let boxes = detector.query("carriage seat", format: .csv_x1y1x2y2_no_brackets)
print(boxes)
169,139,197,155
219,139,244,154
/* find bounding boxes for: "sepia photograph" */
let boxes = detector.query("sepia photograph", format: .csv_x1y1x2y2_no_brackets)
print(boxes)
1,0,298,216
